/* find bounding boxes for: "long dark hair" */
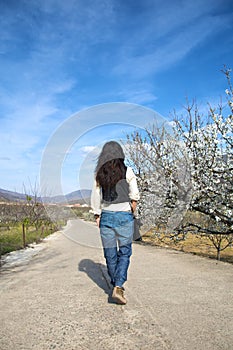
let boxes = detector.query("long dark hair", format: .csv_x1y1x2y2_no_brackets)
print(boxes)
95,141,127,189
96,158,127,189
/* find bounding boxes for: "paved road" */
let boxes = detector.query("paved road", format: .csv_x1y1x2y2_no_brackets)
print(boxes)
0,219,233,350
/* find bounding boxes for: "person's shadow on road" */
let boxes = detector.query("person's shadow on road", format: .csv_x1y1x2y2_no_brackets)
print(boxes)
78,259,113,301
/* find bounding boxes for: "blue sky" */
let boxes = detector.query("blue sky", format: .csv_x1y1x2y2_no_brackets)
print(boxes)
0,0,232,195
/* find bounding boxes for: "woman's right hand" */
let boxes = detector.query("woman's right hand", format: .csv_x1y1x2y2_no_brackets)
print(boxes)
96,217,100,228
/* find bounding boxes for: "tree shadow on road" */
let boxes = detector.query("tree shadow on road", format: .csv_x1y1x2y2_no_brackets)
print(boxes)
78,259,112,297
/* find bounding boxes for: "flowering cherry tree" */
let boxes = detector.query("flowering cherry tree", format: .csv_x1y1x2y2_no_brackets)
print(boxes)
126,124,193,234
174,68,233,259
126,68,233,260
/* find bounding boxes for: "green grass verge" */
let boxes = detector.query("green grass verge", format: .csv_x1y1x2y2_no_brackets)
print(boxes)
0,222,65,256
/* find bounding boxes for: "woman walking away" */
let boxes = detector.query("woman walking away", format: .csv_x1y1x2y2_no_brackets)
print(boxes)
91,141,140,305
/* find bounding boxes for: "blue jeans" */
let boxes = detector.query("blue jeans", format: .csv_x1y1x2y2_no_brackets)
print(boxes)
100,210,134,288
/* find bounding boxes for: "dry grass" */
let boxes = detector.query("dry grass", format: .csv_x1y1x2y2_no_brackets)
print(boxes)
141,231,233,264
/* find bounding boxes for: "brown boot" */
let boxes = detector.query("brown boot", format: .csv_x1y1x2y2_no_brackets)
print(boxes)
112,286,127,305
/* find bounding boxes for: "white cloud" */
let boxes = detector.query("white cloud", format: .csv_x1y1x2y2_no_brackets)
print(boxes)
113,15,225,78
80,146,97,155
118,88,158,105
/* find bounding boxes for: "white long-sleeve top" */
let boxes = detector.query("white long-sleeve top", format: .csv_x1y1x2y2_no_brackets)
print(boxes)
91,167,140,216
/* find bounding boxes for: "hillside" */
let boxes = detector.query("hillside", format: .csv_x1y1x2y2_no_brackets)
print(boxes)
0,188,26,202
0,188,91,205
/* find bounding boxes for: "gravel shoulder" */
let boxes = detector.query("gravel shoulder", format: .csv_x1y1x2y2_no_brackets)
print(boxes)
0,219,233,350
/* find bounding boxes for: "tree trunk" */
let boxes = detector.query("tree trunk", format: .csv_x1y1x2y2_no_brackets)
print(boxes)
217,247,221,261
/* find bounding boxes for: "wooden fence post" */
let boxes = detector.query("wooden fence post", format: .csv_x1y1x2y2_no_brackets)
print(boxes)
22,223,26,248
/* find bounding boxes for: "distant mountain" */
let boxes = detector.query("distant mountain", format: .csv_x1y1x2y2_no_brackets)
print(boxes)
0,188,27,202
42,189,92,204
66,189,91,204
0,188,92,205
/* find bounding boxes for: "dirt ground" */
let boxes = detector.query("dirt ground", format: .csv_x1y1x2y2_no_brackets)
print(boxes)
1,219,233,350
